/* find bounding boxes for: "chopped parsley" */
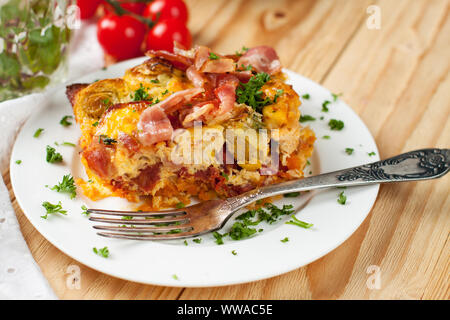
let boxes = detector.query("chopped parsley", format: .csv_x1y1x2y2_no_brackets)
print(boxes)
161,89,169,96
320,116,324,120
192,238,202,244
99,134,117,145
273,89,284,103
212,203,296,244
50,174,76,199
337,191,347,205
213,231,225,245
235,46,249,57
33,128,44,138
322,135,331,139
283,192,300,198
93,246,109,258
332,92,343,101
122,216,133,220
175,202,185,209
345,148,354,155
172,274,179,280
183,240,188,246
209,52,219,60
286,215,313,229
15,160,22,164
322,100,331,112
368,151,376,156
281,237,289,243
150,78,160,84
299,115,316,123
236,72,272,112
220,172,229,181
46,145,63,163
59,115,72,126
231,250,237,255
41,201,67,219
92,121,99,127
132,83,151,101
328,119,344,130
302,93,310,100
81,205,89,216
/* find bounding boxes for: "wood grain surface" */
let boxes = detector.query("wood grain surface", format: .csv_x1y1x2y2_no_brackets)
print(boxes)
3,0,449,299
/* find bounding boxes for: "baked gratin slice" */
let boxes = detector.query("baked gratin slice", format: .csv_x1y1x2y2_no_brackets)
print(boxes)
66,45,315,209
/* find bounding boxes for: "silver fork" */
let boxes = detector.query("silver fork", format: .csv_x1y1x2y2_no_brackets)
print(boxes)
88,148,449,240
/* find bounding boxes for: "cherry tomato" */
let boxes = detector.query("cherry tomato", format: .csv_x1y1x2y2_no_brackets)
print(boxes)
97,15,147,60
143,0,188,24
103,0,149,16
77,0,103,20
145,18,191,52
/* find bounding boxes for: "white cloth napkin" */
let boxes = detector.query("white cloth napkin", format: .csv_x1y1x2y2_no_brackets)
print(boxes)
0,22,103,299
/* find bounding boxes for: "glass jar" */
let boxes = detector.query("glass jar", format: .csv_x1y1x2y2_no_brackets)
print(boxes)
0,0,78,102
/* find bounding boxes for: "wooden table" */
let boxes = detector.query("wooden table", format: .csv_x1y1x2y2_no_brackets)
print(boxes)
3,0,449,299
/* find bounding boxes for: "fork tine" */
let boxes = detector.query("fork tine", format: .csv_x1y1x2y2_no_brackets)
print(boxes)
93,225,193,233
96,231,198,240
87,208,185,217
88,216,189,225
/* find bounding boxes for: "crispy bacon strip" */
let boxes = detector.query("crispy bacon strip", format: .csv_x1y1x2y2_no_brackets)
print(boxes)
200,58,236,73
237,46,282,75
146,50,193,71
137,105,173,147
156,87,205,113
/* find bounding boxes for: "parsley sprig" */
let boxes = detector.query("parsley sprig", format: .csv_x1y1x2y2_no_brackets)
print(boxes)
50,174,76,199
41,201,67,219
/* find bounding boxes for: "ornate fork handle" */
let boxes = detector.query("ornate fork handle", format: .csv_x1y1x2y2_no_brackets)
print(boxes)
226,148,450,211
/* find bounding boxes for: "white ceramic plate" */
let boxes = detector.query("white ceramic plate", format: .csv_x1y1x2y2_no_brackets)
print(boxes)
10,57,379,287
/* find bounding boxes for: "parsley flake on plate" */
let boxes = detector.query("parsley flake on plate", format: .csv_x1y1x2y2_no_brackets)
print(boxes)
299,115,316,123
322,135,331,139
193,238,202,244
59,115,72,126
46,145,63,163
172,274,179,280
328,119,344,130
231,250,237,255
322,100,331,112
286,215,313,229
368,151,376,156
331,92,343,101
81,205,89,216
302,93,310,100
15,160,22,164
33,128,44,138
41,201,67,219
337,191,347,205
93,246,109,258
345,148,354,155
281,237,289,243
50,174,76,199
